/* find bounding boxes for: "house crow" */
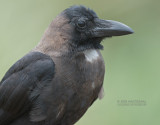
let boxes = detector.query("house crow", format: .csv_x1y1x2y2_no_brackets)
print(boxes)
0,5,133,125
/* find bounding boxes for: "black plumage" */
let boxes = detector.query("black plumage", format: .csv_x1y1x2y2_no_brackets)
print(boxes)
0,52,55,125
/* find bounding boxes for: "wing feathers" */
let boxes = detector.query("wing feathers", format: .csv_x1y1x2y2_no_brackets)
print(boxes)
0,52,55,124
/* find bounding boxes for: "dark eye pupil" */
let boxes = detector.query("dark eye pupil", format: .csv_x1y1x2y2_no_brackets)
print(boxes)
77,21,86,28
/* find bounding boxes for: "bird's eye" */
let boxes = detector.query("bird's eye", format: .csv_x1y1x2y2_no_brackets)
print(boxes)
77,20,86,28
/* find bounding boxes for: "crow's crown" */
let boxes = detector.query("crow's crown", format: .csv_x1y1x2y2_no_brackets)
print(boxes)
63,5,98,20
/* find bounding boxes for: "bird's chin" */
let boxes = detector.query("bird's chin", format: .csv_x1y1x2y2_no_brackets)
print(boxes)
72,37,109,53
92,36,112,50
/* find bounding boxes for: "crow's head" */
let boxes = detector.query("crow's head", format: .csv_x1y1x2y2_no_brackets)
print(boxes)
63,5,133,52
37,6,133,55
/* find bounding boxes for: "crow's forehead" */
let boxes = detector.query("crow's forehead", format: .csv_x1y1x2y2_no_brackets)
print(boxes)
63,5,98,20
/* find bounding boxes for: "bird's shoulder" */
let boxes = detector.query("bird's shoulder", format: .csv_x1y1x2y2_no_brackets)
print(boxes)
1,51,55,83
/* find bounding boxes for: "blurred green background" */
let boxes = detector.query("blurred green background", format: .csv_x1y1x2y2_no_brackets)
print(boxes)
0,0,160,125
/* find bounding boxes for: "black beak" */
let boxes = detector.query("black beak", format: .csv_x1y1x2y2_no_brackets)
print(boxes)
92,19,134,37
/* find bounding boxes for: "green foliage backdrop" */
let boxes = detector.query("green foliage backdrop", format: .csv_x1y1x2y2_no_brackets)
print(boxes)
0,0,159,125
